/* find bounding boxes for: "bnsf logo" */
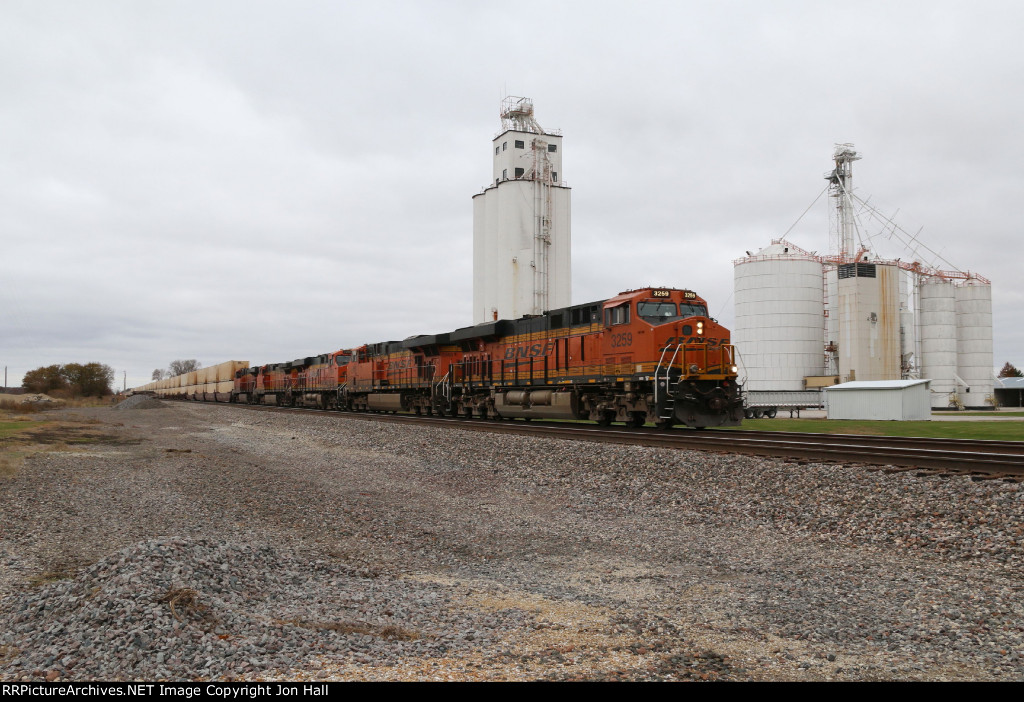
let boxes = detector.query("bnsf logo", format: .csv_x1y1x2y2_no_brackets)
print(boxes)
504,342,554,360
387,357,417,370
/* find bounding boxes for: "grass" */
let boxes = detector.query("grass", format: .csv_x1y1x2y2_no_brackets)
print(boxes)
0,420,41,438
728,418,1024,441
0,407,129,479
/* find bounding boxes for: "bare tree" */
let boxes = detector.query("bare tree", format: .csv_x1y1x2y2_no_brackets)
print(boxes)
167,359,202,377
152,369,166,381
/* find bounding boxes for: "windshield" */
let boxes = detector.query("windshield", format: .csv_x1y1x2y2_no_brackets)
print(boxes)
637,301,708,325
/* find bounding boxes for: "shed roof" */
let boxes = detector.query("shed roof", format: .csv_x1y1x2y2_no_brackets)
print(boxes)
825,379,931,391
995,377,1024,389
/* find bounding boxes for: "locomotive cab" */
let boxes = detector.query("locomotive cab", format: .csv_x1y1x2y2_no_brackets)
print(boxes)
597,288,742,428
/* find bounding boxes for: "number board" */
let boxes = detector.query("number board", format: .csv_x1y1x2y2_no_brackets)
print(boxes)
651,290,671,298
682,291,697,299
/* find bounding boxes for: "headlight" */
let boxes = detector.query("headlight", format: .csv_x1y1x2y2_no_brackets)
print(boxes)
730,365,738,373
697,321,704,335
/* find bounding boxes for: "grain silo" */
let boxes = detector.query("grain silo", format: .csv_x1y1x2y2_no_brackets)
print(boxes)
918,277,957,400
733,240,825,392
954,279,994,409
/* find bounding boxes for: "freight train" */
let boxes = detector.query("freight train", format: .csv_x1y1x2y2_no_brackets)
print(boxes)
140,287,743,429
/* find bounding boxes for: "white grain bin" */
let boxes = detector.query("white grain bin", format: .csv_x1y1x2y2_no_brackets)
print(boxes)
955,280,994,409
733,241,824,391
919,277,957,405
824,379,932,420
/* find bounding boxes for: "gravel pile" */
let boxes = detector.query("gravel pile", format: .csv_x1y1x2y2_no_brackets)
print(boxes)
114,395,165,410
1,403,1022,681
0,537,527,681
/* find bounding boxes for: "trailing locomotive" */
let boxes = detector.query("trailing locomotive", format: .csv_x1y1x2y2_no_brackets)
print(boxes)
228,287,743,429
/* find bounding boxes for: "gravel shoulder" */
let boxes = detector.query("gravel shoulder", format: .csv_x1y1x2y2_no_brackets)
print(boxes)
1,402,1022,681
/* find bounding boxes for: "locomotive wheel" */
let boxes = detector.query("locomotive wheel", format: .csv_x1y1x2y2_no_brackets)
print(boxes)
655,418,674,430
625,412,646,429
596,412,614,427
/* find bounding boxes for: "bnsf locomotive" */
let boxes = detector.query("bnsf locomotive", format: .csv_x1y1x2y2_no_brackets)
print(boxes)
226,287,742,429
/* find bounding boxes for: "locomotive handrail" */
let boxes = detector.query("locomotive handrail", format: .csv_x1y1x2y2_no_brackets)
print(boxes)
654,345,671,405
654,342,683,406
433,372,451,402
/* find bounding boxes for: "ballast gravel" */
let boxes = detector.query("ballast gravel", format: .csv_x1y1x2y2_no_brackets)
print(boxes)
113,395,165,411
0,403,1022,681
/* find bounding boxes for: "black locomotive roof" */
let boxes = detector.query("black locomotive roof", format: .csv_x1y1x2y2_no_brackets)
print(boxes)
449,320,514,343
401,333,451,349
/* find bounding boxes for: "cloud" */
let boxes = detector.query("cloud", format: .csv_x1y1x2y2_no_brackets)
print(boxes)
1,0,1021,387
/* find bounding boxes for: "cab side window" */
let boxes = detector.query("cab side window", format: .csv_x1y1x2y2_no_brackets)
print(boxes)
604,303,631,326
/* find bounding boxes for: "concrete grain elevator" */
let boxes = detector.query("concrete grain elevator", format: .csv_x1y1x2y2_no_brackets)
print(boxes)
472,97,571,324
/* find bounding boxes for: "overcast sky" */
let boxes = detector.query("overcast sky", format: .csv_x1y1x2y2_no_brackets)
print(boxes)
2,0,1021,389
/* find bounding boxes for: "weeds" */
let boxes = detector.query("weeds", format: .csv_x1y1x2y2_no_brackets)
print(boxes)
155,588,203,621
282,618,423,641
29,565,76,587
0,398,42,413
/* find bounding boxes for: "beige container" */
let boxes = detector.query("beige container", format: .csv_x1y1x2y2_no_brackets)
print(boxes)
217,361,249,382
216,381,233,393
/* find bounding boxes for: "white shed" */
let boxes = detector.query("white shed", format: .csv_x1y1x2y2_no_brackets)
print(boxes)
824,380,932,421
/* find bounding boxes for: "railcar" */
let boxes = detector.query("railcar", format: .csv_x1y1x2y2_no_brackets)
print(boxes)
230,287,742,429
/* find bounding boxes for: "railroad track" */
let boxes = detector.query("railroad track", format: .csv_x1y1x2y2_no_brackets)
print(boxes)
191,401,1024,480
